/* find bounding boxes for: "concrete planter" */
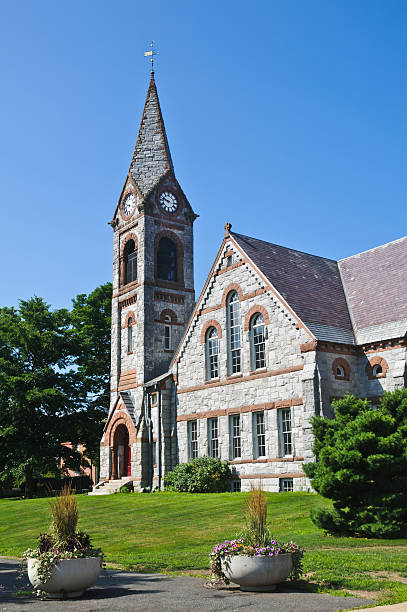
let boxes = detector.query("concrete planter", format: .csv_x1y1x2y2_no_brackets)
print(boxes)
28,556,102,598
221,553,293,591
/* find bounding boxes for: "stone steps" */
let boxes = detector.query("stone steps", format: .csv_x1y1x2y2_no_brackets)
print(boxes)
88,476,131,496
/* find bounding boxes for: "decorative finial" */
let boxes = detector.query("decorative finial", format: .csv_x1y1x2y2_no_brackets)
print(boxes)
224,222,232,237
144,40,158,72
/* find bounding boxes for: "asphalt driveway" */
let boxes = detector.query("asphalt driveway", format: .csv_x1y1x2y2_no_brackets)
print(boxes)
0,558,374,611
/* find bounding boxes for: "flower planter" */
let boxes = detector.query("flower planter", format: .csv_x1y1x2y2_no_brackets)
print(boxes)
28,556,102,598
221,553,293,591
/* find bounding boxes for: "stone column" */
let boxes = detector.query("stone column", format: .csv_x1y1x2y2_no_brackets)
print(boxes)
111,448,118,479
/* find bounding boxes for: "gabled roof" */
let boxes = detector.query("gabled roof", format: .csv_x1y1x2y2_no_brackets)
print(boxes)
130,72,174,197
339,236,407,343
232,232,355,343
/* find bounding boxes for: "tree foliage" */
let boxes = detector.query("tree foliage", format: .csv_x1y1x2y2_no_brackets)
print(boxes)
304,390,407,538
0,284,112,497
164,456,232,493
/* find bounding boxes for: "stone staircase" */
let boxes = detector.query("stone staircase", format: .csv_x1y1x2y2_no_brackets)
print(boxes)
88,476,131,496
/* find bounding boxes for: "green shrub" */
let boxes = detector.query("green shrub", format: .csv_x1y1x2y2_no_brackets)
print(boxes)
304,389,407,538
164,456,232,493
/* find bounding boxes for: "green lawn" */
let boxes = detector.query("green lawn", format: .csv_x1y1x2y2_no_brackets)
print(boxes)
1,491,407,606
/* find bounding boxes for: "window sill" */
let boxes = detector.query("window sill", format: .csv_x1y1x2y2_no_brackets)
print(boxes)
226,373,243,380
334,375,350,381
249,367,267,375
164,349,174,353
126,351,133,355
205,377,220,384
368,374,386,380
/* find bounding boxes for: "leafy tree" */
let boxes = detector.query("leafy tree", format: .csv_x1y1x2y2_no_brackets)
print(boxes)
304,390,407,538
70,282,112,469
0,298,82,497
164,456,232,493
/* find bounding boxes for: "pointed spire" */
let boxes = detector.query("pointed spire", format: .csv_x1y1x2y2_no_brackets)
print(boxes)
130,72,174,197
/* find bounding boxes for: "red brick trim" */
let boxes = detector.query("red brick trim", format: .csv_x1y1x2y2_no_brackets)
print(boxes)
122,311,136,329
366,356,388,379
238,472,305,480
106,409,136,447
332,357,351,381
217,261,245,276
119,294,138,308
154,220,185,232
300,341,317,353
221,283,244,306
230,457,304,465
201,288,267,316
200,319,222,343
118,368,138,391
224,249,234,259
244,305,270,332
177,365,303,394
158,308,178,324
154,230,184,285
176,397,303,421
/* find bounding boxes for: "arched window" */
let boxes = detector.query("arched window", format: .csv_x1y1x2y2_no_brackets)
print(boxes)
123,240,137,284
227,291,241,374
206,327,219,379
372,364,382,377
336,365,345,378
250,313,266,370
127,317,133,353
157,237,177,282
164,314,171,350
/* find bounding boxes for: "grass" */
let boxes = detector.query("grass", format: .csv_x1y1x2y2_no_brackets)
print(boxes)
1,491,407,606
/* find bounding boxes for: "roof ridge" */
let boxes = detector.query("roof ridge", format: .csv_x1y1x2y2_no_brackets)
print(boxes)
339,234,407,262
231,231,338,263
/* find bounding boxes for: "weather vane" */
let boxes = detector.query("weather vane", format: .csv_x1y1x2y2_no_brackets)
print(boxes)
144,41,158,72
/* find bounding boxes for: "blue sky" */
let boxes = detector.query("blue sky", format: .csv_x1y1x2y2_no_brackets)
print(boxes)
1,1,406,309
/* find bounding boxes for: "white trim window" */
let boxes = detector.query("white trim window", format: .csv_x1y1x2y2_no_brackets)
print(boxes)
188,420,198,459
208,417,219,458
164,315,171,350
127,317,133,352
230,414,241,459
227,291,241,374
254,411,266,457
206,327,219,379
278,408,293,456
280,478,293,492
250,313,266,370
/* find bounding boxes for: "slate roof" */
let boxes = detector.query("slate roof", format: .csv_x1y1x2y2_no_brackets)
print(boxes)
130,72,174,197
232,232,407,345
339,236,407,343
232,232,355,343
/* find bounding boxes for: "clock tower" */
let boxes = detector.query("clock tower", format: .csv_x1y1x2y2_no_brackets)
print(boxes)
99,72,197,486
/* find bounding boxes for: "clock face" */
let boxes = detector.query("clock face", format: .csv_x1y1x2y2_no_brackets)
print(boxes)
122,193,136,217
159,191,178,213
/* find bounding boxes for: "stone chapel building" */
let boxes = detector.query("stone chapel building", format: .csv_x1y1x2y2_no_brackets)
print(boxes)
95,72,407,494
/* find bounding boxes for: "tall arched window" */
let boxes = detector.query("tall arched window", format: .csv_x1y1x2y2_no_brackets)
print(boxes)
164,314,171,350
127,317,133,353
227,291,241,374
206,327,219,379
157,237,177,281
250,313,266,370
123,240,137,284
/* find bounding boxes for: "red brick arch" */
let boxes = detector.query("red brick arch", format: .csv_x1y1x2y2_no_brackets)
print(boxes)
366,356,388,379
120,233,138,287
154,230,184,285
106,409,136,448
332,357,351,381
122,311,136,328
200,319,222,343
159,308,178,324
221,283,244,307
244,305,270,332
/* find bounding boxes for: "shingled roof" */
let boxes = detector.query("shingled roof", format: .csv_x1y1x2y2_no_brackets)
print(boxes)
130,72,174,197
232,232,407,345
339,236,407,343
232,232,355,343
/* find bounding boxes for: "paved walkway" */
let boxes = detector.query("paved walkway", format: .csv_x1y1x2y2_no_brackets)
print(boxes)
0,558,382,612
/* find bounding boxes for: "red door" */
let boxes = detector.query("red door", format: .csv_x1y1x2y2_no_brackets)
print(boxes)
127,445,131,477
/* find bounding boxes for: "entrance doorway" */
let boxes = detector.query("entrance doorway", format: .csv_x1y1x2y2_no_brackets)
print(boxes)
113,424,131,478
